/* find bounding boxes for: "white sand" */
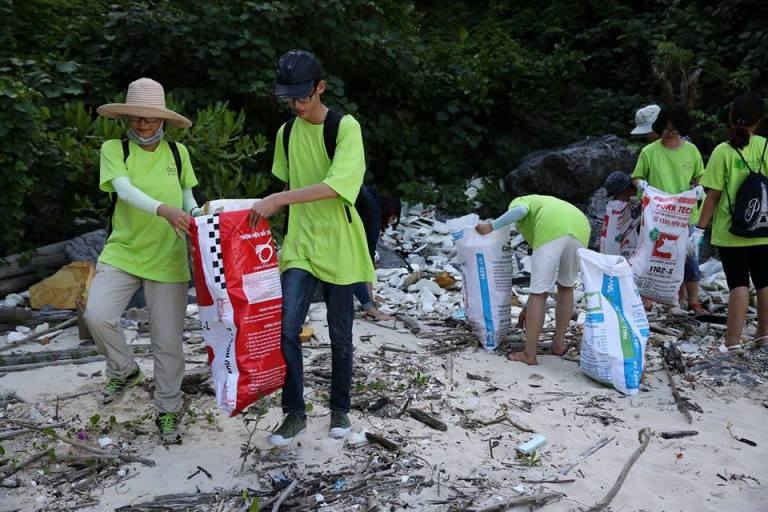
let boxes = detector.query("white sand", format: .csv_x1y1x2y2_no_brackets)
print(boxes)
1,317,767,511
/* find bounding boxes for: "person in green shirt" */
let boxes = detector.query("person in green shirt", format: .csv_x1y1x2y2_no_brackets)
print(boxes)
249,50,374,446
693,92,768,348
631,104,706,315
476,195,591,365
85,78,202,444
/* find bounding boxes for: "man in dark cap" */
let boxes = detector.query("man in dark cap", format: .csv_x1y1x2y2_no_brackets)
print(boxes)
249,50,373,446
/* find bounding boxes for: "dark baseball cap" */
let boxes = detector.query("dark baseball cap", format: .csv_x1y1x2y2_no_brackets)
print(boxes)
274,50,324,98
604,171,633,197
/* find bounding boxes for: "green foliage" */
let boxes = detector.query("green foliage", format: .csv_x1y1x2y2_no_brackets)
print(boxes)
2,0,768,252
171,103,269,202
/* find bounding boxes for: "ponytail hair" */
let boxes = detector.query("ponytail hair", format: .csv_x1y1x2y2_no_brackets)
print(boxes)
729,92,765,149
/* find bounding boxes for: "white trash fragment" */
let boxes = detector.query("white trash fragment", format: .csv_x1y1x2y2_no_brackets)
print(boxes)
98,437,114,448
408,278,444,296
516,434,547,455
16,326,31,334
346,431,369,448
34,322,50,334
7,331,25,343
419,288,437,313
2,293,24,308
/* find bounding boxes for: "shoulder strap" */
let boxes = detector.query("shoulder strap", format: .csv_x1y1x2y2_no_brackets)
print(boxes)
282,111,344,181
323,110,344,161
724,139,768,215
168,140,183,182
282,116,296,171
122,139,129,162
734,138,768,175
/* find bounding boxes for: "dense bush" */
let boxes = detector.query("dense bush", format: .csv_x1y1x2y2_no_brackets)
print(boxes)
1,0,767,253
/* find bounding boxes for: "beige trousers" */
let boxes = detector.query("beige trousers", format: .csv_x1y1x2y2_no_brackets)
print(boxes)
84,263,187,412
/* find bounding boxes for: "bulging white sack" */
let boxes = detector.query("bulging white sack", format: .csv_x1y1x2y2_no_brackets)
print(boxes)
599,200,640,259
448,215,513,350
578,248,649,395
629,186,697,305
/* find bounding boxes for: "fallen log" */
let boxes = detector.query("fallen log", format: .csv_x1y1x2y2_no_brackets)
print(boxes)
0,356,105,372
0,273,41,297
0,238,72,280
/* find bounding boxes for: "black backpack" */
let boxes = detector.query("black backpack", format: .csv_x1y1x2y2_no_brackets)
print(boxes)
106,139,182,235
282,110,364,229
726,139,768,238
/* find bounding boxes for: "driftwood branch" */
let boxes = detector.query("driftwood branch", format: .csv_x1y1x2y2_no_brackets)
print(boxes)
0,317,78,353
407,408,447,431
585,428,652,512
470,491,565,512
365,432,400,452
0,448,53,479
1,419,155,467
660,430,698,439
272,479,298,512
559,436,614,475
663,360,693,424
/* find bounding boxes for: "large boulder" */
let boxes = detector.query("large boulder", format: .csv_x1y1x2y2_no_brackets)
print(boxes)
505,135,637,204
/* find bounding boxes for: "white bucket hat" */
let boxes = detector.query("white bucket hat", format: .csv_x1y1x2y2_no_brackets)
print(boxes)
630,104,660,135
97,78,192,128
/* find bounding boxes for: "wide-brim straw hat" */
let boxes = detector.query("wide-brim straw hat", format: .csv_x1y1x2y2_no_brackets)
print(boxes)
97,78,192,128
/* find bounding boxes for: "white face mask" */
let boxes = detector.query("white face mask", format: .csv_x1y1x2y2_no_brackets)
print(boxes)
127,125,164,146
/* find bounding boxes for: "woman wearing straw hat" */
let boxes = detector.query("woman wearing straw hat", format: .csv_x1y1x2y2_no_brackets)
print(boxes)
85,77,201,444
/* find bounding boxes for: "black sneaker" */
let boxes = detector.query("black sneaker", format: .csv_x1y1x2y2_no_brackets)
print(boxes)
156,412,181,444
329,411,351,439
268,414,306,447
101,367,144,405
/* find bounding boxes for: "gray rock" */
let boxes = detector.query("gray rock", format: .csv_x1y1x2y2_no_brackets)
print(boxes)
505,135,637,204
65,229,107,262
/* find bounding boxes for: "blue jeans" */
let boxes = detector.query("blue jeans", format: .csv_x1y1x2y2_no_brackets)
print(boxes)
280,268,354,417
353,282,374,310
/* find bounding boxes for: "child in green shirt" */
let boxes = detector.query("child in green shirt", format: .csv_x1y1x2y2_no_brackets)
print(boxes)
476,195,591,365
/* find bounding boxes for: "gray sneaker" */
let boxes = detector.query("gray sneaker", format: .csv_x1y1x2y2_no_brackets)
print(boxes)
101,367,144,404
156,412,181,445
329,411,351,439
268,414,306,447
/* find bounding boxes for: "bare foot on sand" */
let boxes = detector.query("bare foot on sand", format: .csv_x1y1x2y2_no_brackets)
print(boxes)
551,342,568,356
507,351,538,365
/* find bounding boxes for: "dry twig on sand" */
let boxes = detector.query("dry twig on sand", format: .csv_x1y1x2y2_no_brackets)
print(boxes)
585,428,652,512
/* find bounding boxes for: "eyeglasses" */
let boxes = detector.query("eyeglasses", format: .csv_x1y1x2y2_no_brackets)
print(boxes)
280,86,317,107
127,116,162,124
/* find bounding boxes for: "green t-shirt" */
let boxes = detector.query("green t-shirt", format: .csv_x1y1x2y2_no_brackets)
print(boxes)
98,139,198,282
509,195,591,250
272,114,375,285
700,135,768,247
631,139,705,223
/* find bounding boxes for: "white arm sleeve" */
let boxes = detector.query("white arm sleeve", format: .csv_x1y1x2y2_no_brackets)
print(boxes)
490,205,529,231
183,188,202,216
112,176,162,215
